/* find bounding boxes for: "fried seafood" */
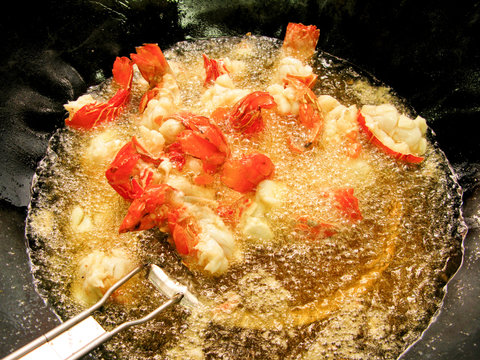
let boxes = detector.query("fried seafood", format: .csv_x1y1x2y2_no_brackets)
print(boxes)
27,22,464,360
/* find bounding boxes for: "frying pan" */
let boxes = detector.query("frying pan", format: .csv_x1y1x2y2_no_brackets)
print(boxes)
1,1,479,359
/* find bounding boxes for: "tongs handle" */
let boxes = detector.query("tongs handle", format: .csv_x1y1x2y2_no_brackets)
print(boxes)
2,264,183,360
2,265,145,360
65,293,183,360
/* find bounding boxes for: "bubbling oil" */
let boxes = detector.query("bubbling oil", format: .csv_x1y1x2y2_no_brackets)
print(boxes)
26,35,465,360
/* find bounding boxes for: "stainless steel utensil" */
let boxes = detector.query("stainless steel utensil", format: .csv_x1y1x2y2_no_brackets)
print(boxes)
2,264,198,360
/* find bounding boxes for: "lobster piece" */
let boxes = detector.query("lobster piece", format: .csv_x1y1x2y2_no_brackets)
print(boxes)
65,89,130,130
119,183,236,276
119,184,179,233
167,207,200,255
357,106,426,164
221,153,275,193
130,43,175,113
65,57,133,130
216,196,253,227
203,53,229,87
284,77,324,152
333,187,363,222
228,91,277,135
282,22,320,61
284,73,318,89
130,43,172,85
295,186,362,241
299,92,323,134
171,112,230,173
138,86,162,114
105,137,162,201
165,141,186,171
296,216,338,239
111,56,135,89
344,129,362,159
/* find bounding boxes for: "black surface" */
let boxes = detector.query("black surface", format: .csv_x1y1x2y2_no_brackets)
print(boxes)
0,0,479,359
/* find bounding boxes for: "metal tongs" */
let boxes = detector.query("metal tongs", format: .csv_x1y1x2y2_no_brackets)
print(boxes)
3,264,199,360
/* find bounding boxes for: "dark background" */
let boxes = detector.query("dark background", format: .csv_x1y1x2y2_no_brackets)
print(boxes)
1,1,479,359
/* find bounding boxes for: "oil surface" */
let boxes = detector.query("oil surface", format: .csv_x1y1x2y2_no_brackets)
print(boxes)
26,35,465,360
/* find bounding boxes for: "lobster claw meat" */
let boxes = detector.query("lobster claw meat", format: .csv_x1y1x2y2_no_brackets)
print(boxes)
282,22,320,60
65,57,133,130
221,152,275,193
171,112,230,173
228,91,277,135
105,137,163,201
203,53,229,86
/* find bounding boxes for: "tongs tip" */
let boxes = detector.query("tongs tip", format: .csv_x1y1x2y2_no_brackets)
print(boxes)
147,264,200,308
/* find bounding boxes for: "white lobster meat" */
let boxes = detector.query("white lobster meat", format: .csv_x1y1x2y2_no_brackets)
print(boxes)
188,204,238,275
82,129,124,168
72,249,135,305
200,73,249,113
240,180,286,242
64,94,95,114
266,83,300,115
165,174,215,201
267,57,316,116
139,74,182,130
136,126,166,158
317,94,341,114
323,104,359,144
358,104,427,163
70,205,94,233
274,56,314,84
158,118,185,144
